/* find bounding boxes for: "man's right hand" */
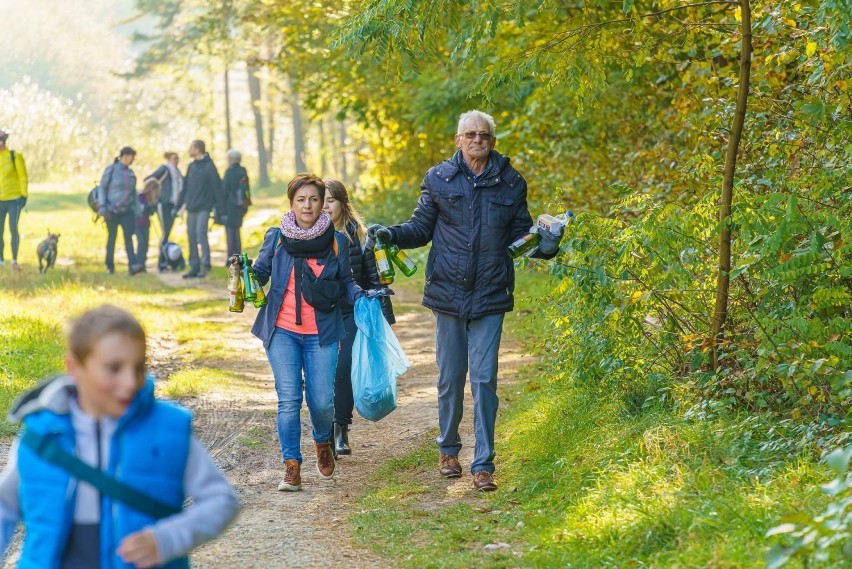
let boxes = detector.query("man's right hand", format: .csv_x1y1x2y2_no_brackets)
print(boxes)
367,224,394,244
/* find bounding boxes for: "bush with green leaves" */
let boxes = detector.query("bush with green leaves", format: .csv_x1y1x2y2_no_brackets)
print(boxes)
765,445,852,567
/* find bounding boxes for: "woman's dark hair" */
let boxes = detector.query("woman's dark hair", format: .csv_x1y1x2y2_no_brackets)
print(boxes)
191,140,206,154
164,151,178,160
115,146,136,162
287,173,326,203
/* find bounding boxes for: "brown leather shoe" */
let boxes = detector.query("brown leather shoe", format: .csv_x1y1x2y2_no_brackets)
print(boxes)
473,471,497,492
439,453,462,478
316,441,335,479
278,459,302,491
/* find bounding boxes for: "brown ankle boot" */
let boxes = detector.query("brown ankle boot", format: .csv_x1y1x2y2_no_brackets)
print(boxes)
315,441,336,479
278,459,302,491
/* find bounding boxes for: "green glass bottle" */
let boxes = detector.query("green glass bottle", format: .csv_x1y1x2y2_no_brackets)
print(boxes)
374,239,395,285
248,263,267,308
241,253,257,302
507,228,540,259
387,244,417,277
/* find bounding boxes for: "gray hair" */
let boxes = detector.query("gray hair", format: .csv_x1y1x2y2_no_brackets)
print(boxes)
457,110,496,136
227,149,242,163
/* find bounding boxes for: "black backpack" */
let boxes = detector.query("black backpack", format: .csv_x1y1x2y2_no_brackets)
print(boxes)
87,185,99,213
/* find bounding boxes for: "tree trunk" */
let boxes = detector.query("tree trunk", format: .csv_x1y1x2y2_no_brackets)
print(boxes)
318,118,329,175
266,81,275,170
339,119,348,183
288,75,307,174
224,68,232,150
247,66,270,187
711,0,752,369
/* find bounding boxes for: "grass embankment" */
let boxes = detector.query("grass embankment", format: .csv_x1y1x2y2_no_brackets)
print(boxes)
0,182,285,432
350,268,834,568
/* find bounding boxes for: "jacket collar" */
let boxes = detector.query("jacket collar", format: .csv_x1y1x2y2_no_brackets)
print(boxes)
9,374,157,427
436,150,510,188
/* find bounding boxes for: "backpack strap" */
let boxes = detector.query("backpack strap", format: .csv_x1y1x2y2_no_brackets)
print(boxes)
20,430,182,520
9,150,15,166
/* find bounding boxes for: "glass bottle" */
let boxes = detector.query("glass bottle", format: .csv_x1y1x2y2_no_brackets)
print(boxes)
241,253,257,302
248,263,267,308
374,239,395,285
387,244,417,277
508,210,574,259
228,256,245,313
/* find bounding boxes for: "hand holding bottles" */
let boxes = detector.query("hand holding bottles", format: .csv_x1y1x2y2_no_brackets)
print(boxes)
507,210,573,259
368,224,394,244
227,255,245,313
364,287,395,299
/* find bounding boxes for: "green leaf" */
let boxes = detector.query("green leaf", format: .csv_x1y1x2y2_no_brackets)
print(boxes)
825,446,852,475
766,544,794,569
766,523,798,537
622,0,634,14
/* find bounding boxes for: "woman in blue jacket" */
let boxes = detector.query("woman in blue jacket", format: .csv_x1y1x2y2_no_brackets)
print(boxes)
250,174,381,492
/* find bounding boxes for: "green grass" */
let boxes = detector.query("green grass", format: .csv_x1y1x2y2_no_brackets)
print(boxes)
0,183,259,432
157,367,253,399
348,266,836,568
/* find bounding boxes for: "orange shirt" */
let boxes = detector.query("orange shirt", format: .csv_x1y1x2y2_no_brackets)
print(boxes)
276,259,323,335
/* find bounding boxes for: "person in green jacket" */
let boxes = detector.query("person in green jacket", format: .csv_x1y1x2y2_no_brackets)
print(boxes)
0,130,28,271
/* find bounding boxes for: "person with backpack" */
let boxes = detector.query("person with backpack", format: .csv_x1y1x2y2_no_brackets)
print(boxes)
177,140,221,279
0,304,239,567
97,147,144,276
144,152,183,273
0,130,28,272
250,174,386,492
220,150,250,261
322,179,395,456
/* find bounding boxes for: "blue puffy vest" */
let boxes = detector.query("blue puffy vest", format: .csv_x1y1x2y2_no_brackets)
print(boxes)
16,380,191,569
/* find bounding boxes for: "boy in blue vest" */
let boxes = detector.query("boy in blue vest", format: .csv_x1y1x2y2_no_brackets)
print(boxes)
0,305,239,568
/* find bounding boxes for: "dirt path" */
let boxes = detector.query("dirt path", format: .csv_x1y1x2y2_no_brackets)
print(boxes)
149,212,526,567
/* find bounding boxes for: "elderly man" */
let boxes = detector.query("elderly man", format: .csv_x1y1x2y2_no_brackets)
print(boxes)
370,110,564,491
220,149,250,261
0,130,28,271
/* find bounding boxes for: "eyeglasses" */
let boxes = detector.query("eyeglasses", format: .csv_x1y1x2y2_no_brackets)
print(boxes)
459,131,494,141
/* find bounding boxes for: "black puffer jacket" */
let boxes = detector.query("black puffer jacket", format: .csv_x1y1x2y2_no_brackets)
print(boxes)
178,154,221,213
388,150,553,319
221,163,249,227
343,223,395,324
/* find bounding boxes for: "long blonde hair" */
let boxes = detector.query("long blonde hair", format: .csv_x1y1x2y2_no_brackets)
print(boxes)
324,179,367,244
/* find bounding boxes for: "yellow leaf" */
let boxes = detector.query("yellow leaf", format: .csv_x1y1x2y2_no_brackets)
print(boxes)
629,290,644,304
806,42,817,57
808,386,818,395
784,19,798,28
734,7,742,22
791,409,801,419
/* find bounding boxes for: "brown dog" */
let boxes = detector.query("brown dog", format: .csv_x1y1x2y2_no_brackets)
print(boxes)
37,230,60,273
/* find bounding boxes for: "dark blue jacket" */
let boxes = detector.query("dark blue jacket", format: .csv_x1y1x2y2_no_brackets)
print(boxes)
388,150,553,319
251,227,363,347
97,162,137,215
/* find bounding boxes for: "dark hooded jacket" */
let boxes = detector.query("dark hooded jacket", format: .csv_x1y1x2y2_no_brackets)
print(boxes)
388,150,554,319
178,154,221,213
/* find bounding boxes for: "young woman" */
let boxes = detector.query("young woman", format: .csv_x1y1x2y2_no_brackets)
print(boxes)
251,174,378,492
323,179,395,456
145,152,183,272
97,147,142,275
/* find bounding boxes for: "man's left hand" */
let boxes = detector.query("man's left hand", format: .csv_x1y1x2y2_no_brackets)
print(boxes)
538,226,564,255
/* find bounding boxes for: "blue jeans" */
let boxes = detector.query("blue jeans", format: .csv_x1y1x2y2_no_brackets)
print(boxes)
265,327,339,463
434,311,504,474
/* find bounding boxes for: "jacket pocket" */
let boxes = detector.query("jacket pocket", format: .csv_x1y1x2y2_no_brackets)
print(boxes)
487,195,514,229
434,193,463,226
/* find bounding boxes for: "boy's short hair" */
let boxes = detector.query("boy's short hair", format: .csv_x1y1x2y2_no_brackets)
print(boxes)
68,305,146,362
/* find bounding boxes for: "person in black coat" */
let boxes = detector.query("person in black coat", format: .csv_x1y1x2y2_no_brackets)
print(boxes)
144,152,184,272
323,179,395,456
221,150,250,261
177,140,222,278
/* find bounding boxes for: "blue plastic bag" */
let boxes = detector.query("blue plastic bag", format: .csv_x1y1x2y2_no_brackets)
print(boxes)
352,297,410,421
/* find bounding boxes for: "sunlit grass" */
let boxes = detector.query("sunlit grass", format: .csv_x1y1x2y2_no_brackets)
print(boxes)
156,367,251,399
